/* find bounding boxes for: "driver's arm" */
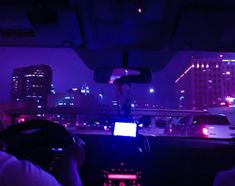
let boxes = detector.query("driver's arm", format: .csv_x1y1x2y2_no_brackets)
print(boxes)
0,151,62,186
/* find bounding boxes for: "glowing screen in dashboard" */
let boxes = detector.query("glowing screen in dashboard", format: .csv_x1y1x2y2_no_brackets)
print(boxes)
113,122,137,137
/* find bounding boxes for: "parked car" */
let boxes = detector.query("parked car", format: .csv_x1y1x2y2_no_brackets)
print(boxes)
165,115,235,138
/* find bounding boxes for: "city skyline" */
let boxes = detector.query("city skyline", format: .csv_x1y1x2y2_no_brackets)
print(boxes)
2,47,235,108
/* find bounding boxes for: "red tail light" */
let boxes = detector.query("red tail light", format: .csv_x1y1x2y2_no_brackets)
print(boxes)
202,127,209,136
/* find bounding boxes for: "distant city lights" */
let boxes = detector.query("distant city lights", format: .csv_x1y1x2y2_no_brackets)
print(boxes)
98,93,103,97
222,59,235,63
175,65,194,83
226,96,234,102
149,88,155,93
104,126,108,130
81,83,90,95
138,8,142,13
225,96,235,107
98,93,103,103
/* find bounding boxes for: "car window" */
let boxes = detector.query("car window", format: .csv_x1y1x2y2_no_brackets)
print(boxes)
192,115,229,125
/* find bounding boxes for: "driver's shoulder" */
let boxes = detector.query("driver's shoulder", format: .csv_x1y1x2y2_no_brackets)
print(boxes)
0,151,62,186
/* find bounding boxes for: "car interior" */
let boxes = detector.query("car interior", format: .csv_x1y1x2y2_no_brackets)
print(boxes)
2,0,235,186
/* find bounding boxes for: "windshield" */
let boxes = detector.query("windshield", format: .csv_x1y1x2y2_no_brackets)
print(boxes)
1,49,235,139
1,48,235,139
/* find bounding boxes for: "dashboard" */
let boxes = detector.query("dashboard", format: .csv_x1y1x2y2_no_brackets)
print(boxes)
77,134,235,186
79,135,147,186
2,120,235,186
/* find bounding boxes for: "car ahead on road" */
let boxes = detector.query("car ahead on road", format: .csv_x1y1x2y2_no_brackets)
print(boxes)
165,115,234,138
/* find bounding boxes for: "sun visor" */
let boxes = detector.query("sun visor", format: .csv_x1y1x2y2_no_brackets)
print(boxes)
0,7,83,47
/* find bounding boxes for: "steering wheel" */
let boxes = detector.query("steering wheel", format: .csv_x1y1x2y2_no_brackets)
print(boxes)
0,119,85,184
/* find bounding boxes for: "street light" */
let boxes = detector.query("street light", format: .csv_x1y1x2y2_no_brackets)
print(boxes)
98,93,103,103
149,88,154,94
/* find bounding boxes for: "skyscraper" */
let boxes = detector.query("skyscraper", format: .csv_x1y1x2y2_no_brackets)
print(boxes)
175,58,235,109
11,64,52,107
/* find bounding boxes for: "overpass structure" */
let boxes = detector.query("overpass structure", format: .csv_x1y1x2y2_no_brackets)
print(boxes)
3,106,208,124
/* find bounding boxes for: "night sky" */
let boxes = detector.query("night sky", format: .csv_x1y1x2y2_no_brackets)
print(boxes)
1,47,234,108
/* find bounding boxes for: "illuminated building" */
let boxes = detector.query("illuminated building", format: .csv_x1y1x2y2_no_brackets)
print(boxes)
47,88,98,109
81,83,90,95
112,99,159,109
11,64,52,107
176,58,235,109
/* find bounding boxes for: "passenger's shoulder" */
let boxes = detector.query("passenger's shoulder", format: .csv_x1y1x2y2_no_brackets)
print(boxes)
1,154,61,186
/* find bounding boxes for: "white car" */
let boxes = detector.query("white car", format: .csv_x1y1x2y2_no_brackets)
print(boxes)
173,115,234,139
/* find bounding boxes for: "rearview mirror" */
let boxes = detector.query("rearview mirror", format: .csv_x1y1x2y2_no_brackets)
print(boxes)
94,67,152,84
